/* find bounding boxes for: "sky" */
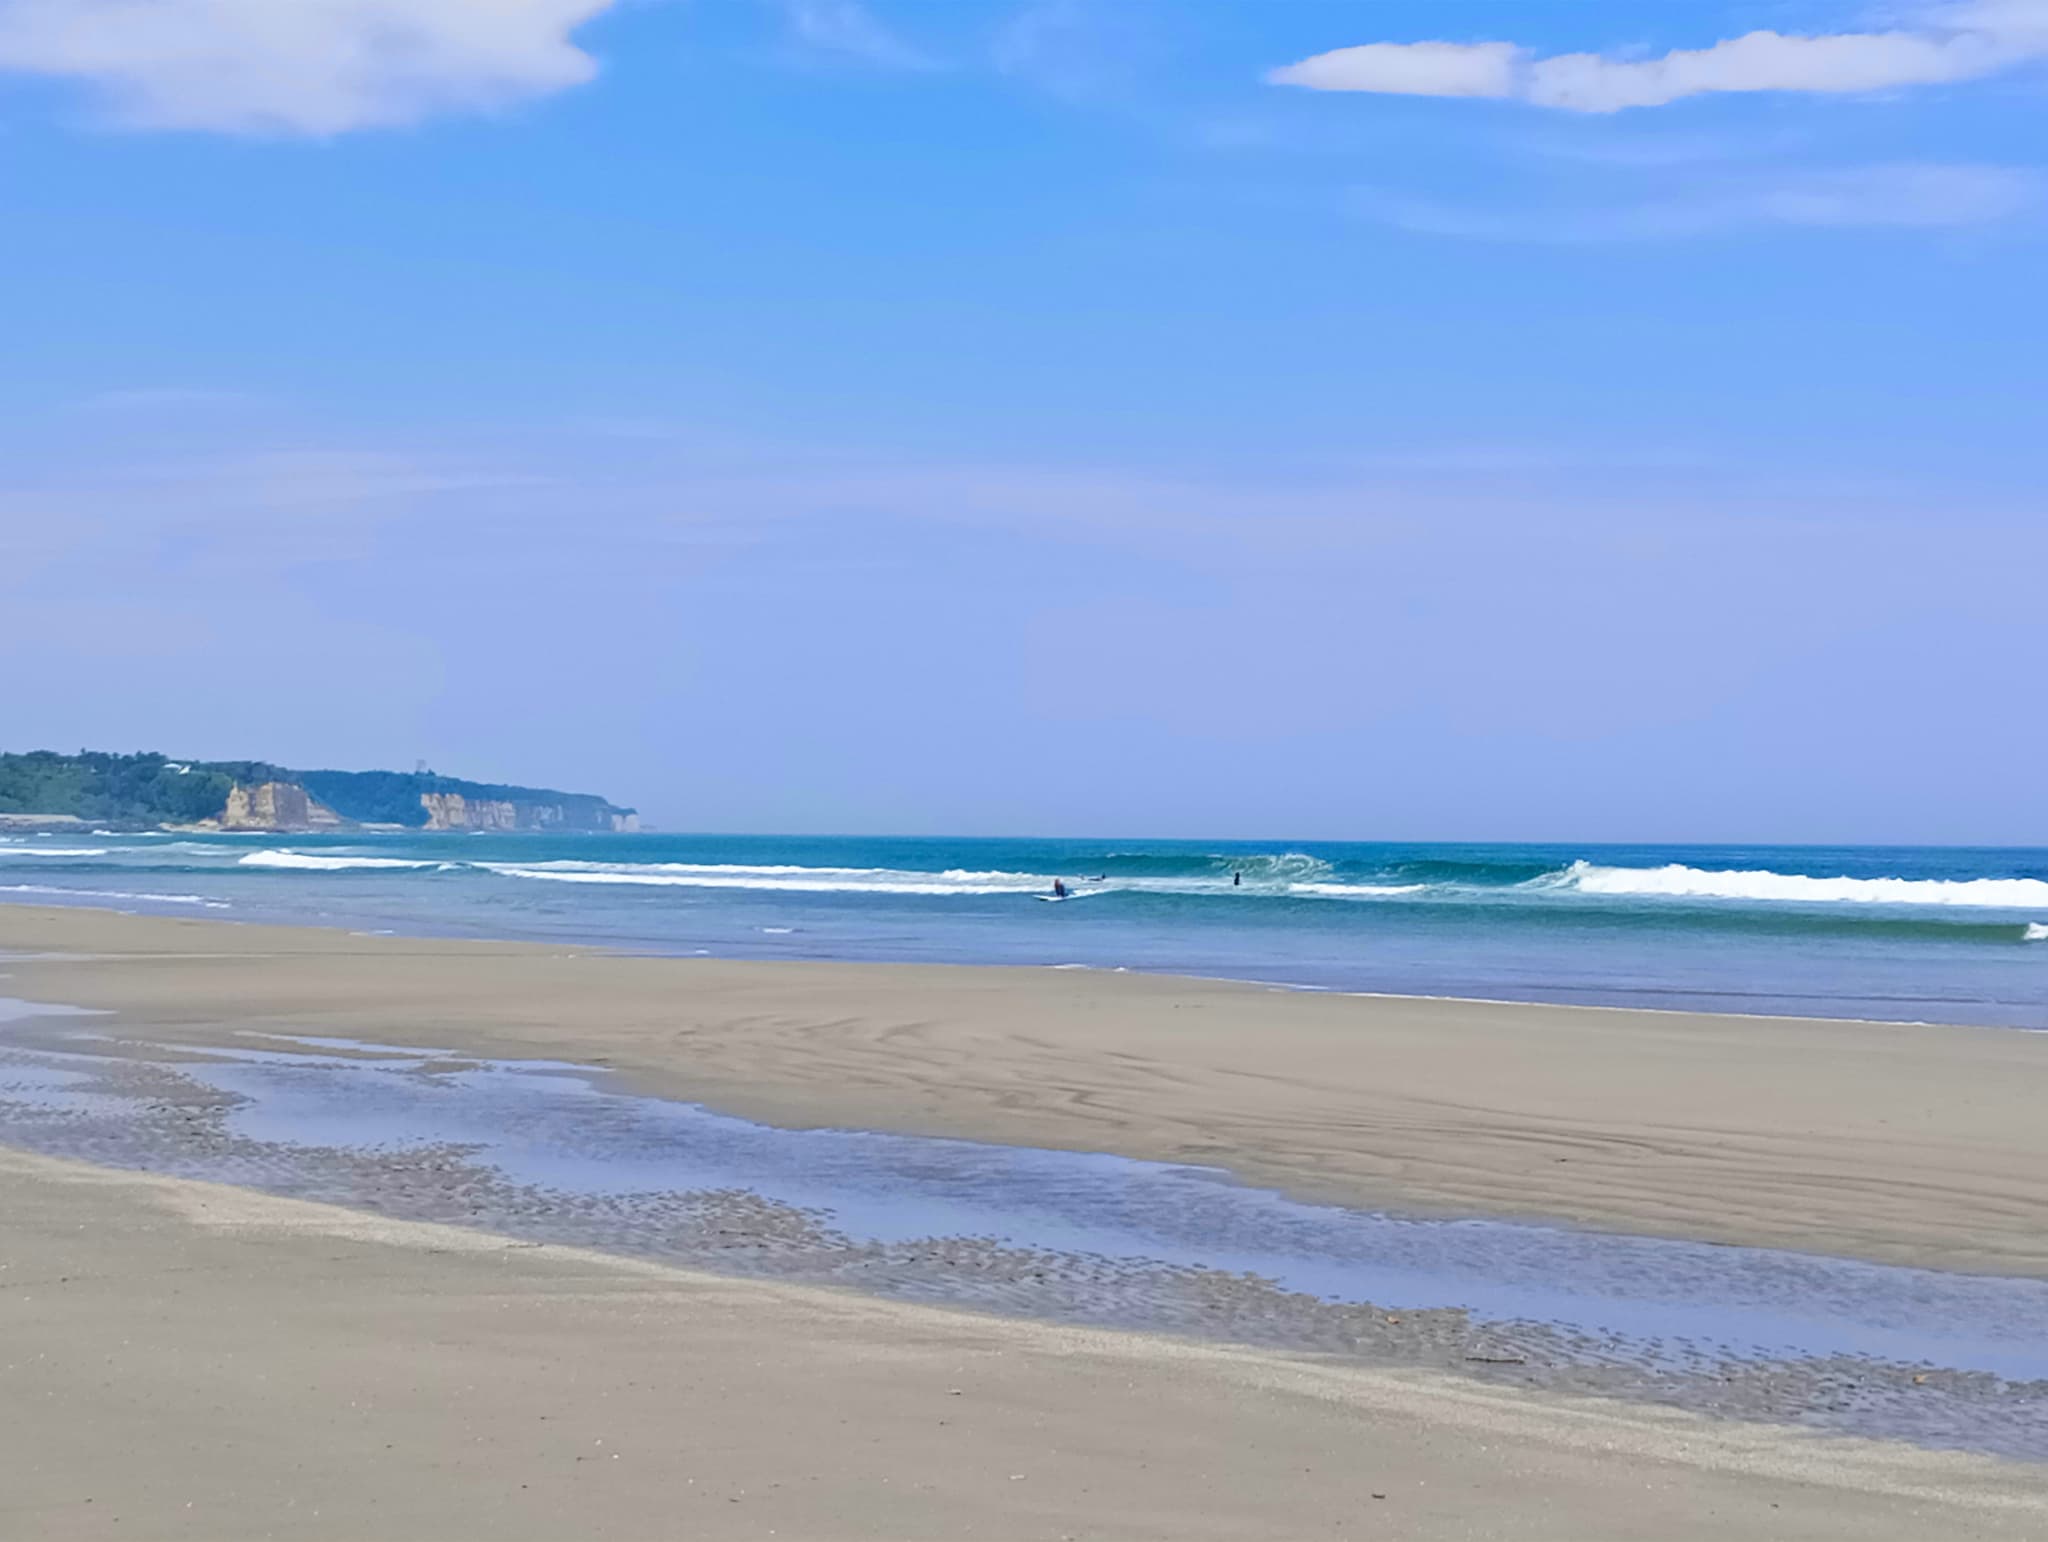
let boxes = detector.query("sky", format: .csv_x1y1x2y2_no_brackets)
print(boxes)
2,0,2043,842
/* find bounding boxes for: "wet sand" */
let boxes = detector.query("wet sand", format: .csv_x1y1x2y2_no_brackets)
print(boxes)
7,1145,2045,1541
6,904,2048,1275
12,1012,2048,1458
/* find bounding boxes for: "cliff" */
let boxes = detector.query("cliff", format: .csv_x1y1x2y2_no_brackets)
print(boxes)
216,775,638,833
295,768,635,832
218,782,349,832
419,791,638,833
209,783,637,833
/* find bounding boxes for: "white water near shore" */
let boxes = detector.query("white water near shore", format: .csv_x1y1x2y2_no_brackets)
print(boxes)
4,833,2044,1025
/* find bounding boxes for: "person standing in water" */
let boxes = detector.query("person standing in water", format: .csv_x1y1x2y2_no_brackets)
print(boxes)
1233,870,1241,887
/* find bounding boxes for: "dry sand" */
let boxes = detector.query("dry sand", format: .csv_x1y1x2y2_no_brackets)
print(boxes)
6,1146,2045,1541
6,905,2048,1275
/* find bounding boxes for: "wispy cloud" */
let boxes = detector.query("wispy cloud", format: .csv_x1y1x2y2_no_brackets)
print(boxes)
0,0,615,135
992,0,1156,103
1522,130,1791,170
773,0,938,72
73,386,265,413
1269,0,2048,112
1361,162,2038,241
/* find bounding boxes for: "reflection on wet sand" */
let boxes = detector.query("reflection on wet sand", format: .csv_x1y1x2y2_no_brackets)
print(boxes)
1,1000,2045,1459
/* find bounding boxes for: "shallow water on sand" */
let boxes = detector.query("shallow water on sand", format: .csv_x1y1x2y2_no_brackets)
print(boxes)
2,997,2046,1459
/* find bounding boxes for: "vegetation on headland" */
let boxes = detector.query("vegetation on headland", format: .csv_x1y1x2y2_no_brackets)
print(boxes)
0,751,246,825
295,768,633,828
0,750,634,829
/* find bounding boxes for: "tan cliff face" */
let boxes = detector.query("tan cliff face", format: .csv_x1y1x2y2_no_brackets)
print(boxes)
215,782,347,833
419,792,638,833
202,781,635,834
419,792,519,831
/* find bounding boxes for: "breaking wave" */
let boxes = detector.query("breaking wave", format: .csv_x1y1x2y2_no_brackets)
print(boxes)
1213,851,1332,885
1553,861,2048,909
12,839,2043,946
476,858,1441,902
476,861,1050,896
239,850,444,872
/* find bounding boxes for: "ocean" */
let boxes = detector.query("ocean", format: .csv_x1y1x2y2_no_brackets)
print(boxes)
3,832,2045,1027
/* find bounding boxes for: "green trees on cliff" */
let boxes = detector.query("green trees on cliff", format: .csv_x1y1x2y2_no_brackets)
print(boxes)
0,751,245,824
297,770,629,827
0,750,634,829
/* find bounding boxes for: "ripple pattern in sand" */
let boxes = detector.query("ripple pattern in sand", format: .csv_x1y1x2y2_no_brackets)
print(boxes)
1,1013,2046,1459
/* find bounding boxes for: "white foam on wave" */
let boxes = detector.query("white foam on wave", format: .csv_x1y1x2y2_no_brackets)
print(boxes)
441,854,1472,904
1226,851,1334,883
0,883,230,909
6,848,108,858
475,858,1437,903
478,861,1048,897
239,850,442,872
1554,860,2048,909
2025,923,2048,942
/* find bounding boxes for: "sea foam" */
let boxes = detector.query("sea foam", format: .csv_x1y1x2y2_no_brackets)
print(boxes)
238,850,443,872
475,859,1433,902
1558,860,2048,909
477,861,1048,896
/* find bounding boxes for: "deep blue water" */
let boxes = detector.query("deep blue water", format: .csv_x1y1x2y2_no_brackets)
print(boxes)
3,831,2045,1025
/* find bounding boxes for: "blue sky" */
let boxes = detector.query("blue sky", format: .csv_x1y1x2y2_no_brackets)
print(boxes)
2,0,2043,840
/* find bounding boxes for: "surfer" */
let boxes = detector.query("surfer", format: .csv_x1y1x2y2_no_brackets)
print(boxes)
1233,870,1241,887
1052,879,1068,899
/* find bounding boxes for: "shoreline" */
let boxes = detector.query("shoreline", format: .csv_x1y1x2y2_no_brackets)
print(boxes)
6,903,2048,1276
1,887,2005,1031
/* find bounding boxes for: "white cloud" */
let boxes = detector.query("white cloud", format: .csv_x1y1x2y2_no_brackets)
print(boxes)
1362,162,2037,241
1268,0,2048,111
1526,27,2000,110
777,0,937,71
0,0,615,135
1265,39,1518,99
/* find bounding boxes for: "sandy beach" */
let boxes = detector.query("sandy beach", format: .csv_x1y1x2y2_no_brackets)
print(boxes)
5,904,2048,1275
7,1146,2045,1541
7,903,2048,1538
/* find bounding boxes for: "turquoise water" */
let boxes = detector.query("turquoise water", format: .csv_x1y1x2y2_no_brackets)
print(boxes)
3,832,2045,1026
